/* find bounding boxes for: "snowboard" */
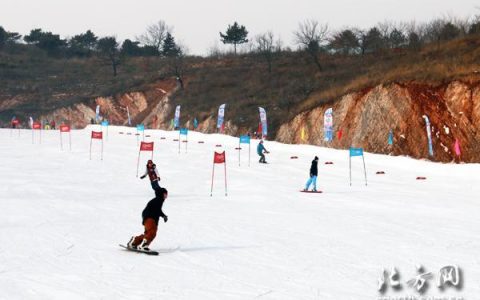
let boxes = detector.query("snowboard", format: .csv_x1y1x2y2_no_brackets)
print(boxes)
300,190,323,193
119,244,159,255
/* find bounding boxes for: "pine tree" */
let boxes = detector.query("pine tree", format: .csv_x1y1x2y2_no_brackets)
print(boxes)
219,22,248,55
162,32,180,57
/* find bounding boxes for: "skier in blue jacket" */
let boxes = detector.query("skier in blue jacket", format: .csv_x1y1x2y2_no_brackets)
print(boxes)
257,140,269,163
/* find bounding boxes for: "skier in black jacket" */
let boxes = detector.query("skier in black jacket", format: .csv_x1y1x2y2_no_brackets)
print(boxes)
303,156,319,192
127,188,168,251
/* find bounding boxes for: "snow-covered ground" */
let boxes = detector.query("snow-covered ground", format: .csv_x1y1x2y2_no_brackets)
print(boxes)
1,126,479,300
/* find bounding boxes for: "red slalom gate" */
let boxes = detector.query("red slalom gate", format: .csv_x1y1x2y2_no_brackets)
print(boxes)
210,151,227,197
136,142,154,177
11,119,20,137
32,122,42,144
90,131,103,160
59,124,72,150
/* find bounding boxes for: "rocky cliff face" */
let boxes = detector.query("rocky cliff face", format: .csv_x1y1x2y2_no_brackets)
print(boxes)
37,79,178,129
276,78,480,162
5,75,480,162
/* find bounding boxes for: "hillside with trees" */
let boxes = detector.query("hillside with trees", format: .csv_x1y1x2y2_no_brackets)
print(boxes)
1,16,480,161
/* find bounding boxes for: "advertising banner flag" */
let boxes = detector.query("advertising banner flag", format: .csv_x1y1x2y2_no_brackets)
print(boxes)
95,105,100,123
259,107,267,137
217,104,226,131
174,105,181,129
422,115,434,157
324,108,333,142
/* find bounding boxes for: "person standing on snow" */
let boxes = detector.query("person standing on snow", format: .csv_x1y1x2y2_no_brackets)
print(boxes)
140,160,161,194
304,156,319,192
127,188,168,251
257,140,269,163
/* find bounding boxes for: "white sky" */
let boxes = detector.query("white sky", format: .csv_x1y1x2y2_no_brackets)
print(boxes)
1,0,478,55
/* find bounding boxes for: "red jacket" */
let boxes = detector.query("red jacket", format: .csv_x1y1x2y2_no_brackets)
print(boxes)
142,165,160,181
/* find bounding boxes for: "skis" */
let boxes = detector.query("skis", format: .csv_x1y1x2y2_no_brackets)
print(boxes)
300,190,323,193
119,244,159,255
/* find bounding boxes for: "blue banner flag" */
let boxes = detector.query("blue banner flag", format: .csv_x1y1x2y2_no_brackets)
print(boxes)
324,108,333,142
101,120,109,126
349,147,364,157
239,135,250,144
174,105,181,128
217,104,226,129
388,130,393,145
136,124,144,132
95,105,100,123
422,115,434,157
180,128,188,135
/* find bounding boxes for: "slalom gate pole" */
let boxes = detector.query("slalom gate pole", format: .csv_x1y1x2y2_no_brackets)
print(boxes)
238,140,241,166
136,150,141,177
249,143,251,167
210,162,215,196
349,154,352,186
224,160,228,196
362,155,368,186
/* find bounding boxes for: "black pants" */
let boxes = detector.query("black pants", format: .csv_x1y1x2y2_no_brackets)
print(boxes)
259,153,266,163
151,180,161,196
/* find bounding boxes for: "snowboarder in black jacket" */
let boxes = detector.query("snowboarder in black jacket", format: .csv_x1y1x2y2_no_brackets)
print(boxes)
127,188,168,251
303,156,319,191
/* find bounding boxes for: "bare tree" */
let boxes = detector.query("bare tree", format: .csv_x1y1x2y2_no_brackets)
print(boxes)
256,31,275,73
137,20,171,54
166,42,188,85
294,20,329,71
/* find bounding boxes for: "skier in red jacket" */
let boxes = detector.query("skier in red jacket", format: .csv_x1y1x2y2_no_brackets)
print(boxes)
140,160,161,194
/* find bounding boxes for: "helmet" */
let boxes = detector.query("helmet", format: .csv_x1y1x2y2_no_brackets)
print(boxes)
147,160,153,164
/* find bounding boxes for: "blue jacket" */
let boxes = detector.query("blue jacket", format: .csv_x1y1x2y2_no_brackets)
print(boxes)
257,143,266,155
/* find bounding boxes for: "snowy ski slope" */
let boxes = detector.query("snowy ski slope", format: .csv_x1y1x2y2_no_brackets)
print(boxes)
1,126,479,300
